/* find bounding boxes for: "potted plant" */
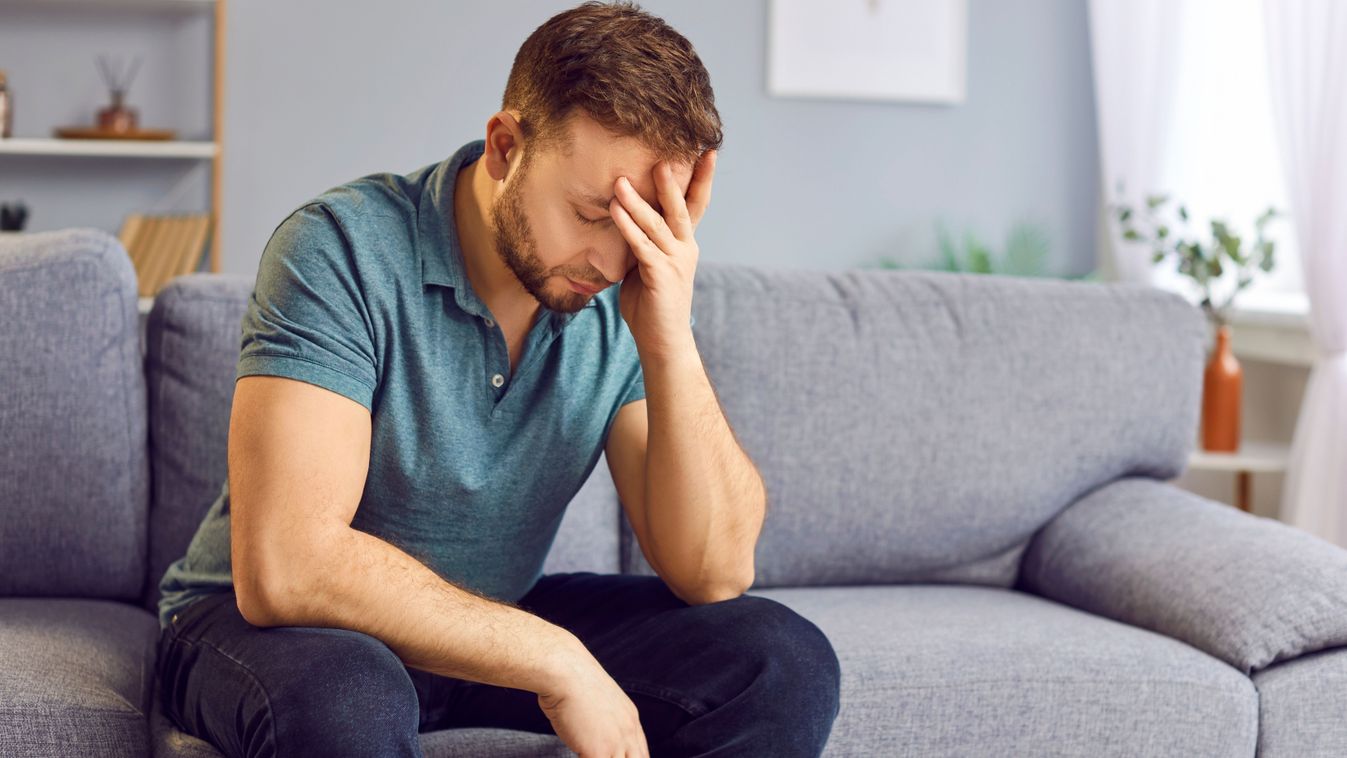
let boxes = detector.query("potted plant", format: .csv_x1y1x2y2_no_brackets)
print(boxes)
1107,183,1280,453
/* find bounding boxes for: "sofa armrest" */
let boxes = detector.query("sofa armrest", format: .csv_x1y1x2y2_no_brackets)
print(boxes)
1017,476,1347,675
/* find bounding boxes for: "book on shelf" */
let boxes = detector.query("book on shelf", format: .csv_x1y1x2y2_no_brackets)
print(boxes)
117,212,212,298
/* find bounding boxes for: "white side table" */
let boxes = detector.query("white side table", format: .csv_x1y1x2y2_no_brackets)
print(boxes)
1187,440,1291,512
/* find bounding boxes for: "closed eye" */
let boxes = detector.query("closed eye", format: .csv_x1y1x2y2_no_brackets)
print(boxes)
573,208,608,227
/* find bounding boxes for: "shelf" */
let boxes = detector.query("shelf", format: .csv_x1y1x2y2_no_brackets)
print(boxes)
1188,440,1290,473
0,0,213,12
0,138,217,159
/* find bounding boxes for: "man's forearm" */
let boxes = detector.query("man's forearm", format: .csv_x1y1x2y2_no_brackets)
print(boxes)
238,525,585,695
639,332,766,602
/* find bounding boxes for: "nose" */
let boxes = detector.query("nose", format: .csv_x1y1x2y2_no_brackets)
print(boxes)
587,242,633,286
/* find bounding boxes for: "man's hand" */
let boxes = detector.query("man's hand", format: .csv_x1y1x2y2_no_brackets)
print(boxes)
610,149,717,362
536,646,650,758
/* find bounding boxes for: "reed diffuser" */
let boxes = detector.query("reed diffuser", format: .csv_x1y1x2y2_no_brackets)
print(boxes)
96,53,142,134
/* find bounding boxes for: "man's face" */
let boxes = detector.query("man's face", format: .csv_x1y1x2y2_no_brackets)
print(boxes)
489,113,695,314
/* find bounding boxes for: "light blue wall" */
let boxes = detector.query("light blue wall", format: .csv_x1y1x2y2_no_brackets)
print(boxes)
1,0,1099,279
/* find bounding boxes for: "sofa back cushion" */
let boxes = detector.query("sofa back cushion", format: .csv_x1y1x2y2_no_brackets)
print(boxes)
143,274,621,611
0,229,149,599
619,264,1207,590
141,273,253,612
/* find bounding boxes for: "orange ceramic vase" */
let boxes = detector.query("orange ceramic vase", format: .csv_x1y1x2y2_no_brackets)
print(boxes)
1201,324,1242,452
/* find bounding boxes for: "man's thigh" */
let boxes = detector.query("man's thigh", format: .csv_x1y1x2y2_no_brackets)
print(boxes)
157,591,422,758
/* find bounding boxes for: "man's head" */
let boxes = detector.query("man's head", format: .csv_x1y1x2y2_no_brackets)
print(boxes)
481,1,722,314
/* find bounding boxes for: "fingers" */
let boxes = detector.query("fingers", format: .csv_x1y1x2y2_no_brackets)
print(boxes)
610,197,666,269
654,161,693,241
614,175,680,251
685,149,717,228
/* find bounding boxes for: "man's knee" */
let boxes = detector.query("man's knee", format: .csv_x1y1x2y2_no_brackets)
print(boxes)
266,629,421,757
706,595,842,714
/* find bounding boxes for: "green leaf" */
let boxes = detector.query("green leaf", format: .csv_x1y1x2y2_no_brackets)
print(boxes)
966,232,993,274
1119,208,1132,222
1157,225,1169,238
1123,229,1141,242
1004,222,1051,276
1146,193,1169,210
1178,205,1189,222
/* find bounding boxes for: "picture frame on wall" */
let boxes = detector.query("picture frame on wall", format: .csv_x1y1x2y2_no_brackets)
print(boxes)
767,0,968,105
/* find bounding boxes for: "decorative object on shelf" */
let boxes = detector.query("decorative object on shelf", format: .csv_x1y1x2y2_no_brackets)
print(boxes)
0,69,13,139
52,126,176,141
0,201,27,232
53,53,176,142
96,53,140,133
117,212,212,297
1107,183,1283,453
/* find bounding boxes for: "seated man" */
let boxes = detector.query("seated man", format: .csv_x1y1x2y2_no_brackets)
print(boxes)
155,2,841,756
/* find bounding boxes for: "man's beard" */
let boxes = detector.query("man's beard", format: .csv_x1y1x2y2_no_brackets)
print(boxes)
490,160,590,315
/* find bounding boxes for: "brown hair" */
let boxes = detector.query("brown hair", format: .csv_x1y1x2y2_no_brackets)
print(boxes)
502,1,723,164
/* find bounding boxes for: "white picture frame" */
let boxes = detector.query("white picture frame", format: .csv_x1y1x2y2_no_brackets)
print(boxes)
767,0,968,105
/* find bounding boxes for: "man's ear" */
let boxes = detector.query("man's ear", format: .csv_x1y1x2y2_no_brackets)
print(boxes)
483,111,525,183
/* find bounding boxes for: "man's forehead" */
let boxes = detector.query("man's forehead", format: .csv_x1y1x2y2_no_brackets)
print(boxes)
548,116,694,208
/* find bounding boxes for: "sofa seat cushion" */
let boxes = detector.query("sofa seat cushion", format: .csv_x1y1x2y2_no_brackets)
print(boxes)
0,598,156,757
750,584,1258,757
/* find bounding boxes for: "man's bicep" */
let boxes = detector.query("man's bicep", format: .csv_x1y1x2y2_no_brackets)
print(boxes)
228,374,372,617
238,203,379,404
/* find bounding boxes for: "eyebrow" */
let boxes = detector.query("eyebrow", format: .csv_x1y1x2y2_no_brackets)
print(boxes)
570,187,664,216
572,190,614,211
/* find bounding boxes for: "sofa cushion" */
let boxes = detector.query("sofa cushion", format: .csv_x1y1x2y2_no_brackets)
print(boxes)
750,584,1256,756
0,229,149,599
1253,646,1347,757
0,598,157,757
623,265,1207,589
141,273,253,613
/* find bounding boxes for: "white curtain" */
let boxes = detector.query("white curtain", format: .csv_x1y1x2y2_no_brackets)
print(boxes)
1264,0,1347,547
1087,0,1183,285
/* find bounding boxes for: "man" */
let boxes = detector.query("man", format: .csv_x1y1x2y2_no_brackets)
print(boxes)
155,3,841,756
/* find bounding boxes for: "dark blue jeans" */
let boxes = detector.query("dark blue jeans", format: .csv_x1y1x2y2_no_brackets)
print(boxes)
156,571,842,757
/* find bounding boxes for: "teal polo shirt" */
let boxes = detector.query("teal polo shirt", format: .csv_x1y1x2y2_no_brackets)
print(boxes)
156,139,648,630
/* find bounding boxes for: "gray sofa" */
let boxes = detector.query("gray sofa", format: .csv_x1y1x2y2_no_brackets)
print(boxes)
4,227,1347,757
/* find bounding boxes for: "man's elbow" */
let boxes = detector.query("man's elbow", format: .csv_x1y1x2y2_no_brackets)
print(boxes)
677,568,755,606
232,541,311,628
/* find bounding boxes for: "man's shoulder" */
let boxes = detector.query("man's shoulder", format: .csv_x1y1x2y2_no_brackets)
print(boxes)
304,168,423,242
265,164,439,281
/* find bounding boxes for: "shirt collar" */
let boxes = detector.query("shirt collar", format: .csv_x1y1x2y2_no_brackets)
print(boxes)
416,139,596,331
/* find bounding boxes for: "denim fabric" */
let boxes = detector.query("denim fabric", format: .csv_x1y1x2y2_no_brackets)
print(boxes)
156,572,841,758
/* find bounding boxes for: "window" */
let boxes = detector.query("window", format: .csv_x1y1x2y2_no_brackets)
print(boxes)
1154,0,1306,317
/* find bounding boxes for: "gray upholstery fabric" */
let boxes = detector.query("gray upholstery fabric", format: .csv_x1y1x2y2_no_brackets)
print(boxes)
623,265,1207,589
0,229,148,599
751,584,1257,757
1018,476,1347,675
1254,646,1347,758
141,273,254,613
0,598,156,757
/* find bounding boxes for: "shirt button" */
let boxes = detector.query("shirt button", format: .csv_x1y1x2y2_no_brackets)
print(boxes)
484,317,495,328
491,373,505,388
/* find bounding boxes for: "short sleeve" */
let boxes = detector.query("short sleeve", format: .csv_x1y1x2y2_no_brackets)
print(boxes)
235,203,378,410
619,361,646,407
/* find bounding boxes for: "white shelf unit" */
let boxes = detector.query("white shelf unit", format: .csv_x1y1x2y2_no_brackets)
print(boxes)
0,0,227,285
0,137,218,159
